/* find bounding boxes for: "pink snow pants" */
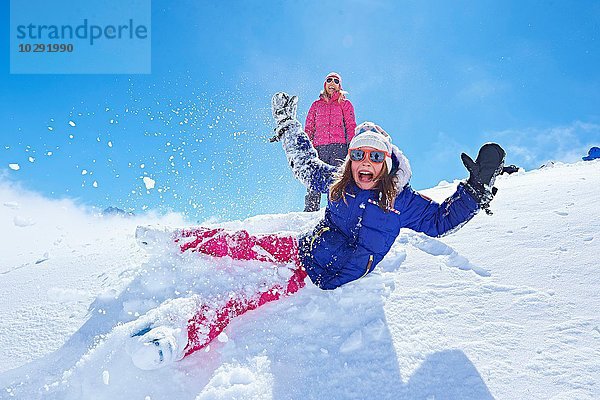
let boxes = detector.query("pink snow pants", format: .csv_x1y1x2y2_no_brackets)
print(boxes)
174,227,307,357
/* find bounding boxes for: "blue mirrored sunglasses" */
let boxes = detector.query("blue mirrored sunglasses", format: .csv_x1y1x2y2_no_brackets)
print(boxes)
349,148,389,163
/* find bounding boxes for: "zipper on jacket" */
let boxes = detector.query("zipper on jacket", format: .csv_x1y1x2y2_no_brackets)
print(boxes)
360,255,374,279
310,226,330,251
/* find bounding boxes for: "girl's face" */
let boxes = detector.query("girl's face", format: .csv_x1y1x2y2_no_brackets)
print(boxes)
350,147,385,190
325,77,340,96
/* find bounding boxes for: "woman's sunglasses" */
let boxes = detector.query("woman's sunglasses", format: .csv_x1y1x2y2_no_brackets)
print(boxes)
349,148,389,163
326,77,340,84
356,124,389,137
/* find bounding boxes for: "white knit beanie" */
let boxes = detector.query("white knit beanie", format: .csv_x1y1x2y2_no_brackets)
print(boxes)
349,122,393,172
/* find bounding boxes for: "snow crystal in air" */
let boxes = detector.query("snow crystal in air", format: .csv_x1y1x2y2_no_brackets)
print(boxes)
82,170,88,175
108,141,113,148
217,332,229,343
3,201,19,209
13,215,35,227
28,157,35,163
143,177,156,190
93,181,98,188
69,121,76,127
9,163,20,171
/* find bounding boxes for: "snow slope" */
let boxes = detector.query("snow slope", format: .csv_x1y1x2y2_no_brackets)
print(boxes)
1,159,599,400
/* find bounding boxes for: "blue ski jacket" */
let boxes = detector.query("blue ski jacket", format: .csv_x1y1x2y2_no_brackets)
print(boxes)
279,120,481,290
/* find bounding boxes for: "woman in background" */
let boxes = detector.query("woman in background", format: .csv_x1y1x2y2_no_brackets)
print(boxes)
303,72,357,211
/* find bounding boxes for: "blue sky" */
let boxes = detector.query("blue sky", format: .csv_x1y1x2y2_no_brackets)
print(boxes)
2,0,599,222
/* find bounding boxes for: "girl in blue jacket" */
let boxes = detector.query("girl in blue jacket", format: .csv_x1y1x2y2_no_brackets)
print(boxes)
271,92,505,290
127,92,506,370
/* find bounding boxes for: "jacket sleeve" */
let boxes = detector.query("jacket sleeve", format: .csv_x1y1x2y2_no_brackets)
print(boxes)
395,183,480,237
342,100,357,143
305,102,317,142
280,120,337,194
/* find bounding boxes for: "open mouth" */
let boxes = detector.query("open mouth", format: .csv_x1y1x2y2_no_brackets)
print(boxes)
358,171,374,183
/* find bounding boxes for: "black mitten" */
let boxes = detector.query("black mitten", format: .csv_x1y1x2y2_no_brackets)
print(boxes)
461,143,506,214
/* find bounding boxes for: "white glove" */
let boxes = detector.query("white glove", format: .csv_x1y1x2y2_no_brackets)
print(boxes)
271,92,298,123
270,92,298,142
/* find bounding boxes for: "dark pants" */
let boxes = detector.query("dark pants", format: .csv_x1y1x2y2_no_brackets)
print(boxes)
304,143,348,212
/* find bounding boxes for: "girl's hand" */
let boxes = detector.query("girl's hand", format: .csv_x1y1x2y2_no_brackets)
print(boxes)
461,143,506,214
271,92,298,123
270,92,299,142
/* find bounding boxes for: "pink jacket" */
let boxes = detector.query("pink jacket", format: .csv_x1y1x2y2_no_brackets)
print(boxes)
305,92,357,146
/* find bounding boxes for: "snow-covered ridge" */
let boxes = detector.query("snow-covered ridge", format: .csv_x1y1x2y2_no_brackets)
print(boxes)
0,159,599,399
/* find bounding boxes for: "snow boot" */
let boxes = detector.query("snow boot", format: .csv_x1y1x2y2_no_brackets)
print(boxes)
127,326,187,370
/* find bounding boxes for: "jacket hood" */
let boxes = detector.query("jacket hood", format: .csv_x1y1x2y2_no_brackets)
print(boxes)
390,144,412,191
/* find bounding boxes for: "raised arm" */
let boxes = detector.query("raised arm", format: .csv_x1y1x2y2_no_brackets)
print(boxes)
271,92,337,194
397,142,506,237
395,183,480,237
